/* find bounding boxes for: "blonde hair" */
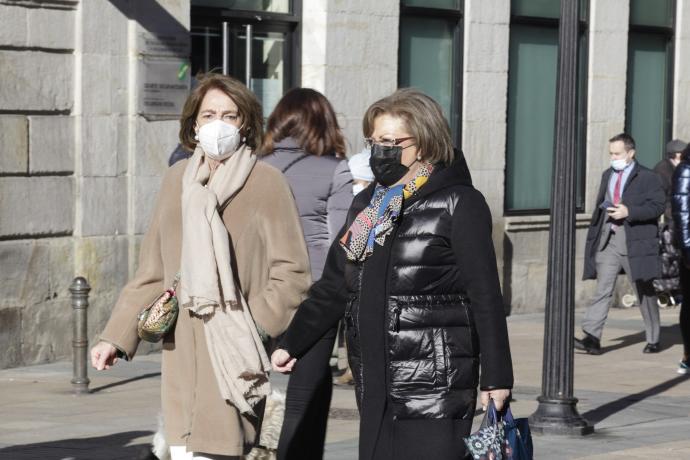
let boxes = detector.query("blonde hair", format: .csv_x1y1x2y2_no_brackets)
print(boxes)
362,88,455,165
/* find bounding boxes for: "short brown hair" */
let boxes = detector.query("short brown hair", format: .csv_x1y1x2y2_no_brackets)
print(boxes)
261,88,346,158
179,73,263,152
362,88,455,165
609,133,636,152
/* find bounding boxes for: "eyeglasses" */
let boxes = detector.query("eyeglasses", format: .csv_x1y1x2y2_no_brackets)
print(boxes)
363,136,415,149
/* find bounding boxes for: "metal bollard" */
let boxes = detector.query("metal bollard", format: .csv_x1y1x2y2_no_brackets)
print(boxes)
70,277,91,395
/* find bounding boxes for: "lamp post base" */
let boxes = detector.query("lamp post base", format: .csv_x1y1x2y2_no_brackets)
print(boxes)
528,396,594,435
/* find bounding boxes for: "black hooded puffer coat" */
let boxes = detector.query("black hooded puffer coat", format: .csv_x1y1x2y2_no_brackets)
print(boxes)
672,152,690,266
344,190,482,419
282,152,513,421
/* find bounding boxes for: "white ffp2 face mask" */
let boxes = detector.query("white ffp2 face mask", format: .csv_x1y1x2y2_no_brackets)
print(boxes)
610,158,628,171
197,119,242,161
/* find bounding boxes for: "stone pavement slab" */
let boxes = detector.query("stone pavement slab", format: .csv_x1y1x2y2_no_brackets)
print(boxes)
1,307,689,459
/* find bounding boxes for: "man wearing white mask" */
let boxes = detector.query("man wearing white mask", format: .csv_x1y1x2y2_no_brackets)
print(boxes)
576,133,665,355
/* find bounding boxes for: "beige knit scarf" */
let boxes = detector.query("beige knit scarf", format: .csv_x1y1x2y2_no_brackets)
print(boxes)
179,145,271,417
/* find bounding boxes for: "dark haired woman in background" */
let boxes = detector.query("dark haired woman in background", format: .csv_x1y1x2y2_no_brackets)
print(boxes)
261,88,353,459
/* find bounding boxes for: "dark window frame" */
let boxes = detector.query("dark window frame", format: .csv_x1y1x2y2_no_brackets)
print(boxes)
504,6,590,216
624,0,675,163
190,0,302,90
398,3,464,148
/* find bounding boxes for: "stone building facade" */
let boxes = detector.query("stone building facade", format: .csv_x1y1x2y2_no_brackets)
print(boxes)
1,0,690,368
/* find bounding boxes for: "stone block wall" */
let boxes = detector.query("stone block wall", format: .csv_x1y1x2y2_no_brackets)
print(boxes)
0,1,78,369
0,0,189,368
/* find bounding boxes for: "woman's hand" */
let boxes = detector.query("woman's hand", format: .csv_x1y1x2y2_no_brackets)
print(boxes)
480,388,511,411
271,348,297,373
90,341,119,370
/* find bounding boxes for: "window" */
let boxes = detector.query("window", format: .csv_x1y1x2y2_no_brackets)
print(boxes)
625,0,674,168
505,1,589,213
398,1,463,146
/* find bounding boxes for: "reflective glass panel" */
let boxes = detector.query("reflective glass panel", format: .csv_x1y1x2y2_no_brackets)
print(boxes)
511,0,560,19
249,32,286,116
402,0,460,9
625,33,670,168
191,26,222,75
630,0,674,27
506,25,559,211
399,17,455,124
511,0,589,20
191,0,290,13
190,26,287,116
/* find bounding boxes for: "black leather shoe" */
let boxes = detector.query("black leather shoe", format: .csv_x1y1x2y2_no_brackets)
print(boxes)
574,333,602,355
643,342,661,353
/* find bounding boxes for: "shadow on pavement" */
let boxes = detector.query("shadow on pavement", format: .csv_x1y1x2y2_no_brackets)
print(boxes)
89,372,161,394
0,430,155,460
598,324,681,354
582,374,690,425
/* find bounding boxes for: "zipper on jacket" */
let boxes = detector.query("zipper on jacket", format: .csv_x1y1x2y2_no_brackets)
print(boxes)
356,261,365,403
382,223,401,408
393,305,401,333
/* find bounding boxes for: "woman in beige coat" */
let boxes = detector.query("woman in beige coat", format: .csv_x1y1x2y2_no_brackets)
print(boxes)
90,74,311,460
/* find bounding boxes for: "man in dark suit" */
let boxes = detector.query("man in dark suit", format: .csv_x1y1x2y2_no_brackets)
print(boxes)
576,133,665,355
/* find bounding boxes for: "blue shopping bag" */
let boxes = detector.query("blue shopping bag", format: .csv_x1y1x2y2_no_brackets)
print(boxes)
464,400,534,460
503,405,533,460
464,399,507,460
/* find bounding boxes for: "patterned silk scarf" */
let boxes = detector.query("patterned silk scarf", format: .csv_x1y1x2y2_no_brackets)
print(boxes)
340,162,434,262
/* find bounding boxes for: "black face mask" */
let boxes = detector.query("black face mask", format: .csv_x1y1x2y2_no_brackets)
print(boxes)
370,144,411,186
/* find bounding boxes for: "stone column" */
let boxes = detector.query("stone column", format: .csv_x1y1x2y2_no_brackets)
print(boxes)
301,0,399,153
584,0,630,210
461,0,511,285
461,0,510,215
674,0,690,139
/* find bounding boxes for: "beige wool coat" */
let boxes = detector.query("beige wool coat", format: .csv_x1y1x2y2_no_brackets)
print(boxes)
99,158,311,456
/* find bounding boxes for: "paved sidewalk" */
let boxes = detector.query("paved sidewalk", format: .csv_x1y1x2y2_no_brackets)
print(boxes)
1,306,689,459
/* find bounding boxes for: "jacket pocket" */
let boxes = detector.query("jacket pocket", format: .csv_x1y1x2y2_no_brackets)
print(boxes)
389,327,447,394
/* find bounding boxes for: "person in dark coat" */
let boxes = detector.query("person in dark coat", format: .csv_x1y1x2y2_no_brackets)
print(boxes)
271,88,513,460
168,143,192,166
670,144,690,374
654,139,687,224
261,88,353,460
652,140,687,303
576,133,665,355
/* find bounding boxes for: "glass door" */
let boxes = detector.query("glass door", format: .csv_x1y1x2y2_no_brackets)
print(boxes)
190,2,300,115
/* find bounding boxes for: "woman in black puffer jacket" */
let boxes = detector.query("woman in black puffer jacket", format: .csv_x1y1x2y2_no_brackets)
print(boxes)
670,144,690,374
271,89,513,460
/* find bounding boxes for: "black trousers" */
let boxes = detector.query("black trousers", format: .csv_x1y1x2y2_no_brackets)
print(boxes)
679,265,690,357
277,328,337,460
